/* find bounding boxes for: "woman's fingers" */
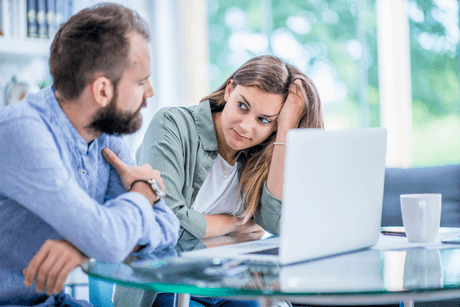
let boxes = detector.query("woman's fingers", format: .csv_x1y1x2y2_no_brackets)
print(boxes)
277,80,307,131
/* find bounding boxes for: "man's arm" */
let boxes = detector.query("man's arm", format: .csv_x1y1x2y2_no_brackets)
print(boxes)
0,117,178,263
22,148,179,295
23,240,89,295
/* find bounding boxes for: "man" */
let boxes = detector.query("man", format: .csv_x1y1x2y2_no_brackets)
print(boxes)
0,3,179,306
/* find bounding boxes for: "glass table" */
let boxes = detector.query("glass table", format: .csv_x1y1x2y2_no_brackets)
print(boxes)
81,228,460,307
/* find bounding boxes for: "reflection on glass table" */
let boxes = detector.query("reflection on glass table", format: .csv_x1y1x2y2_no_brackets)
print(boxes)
81,228,460,307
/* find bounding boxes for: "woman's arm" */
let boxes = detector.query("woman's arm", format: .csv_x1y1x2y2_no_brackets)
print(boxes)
266,81,307,199
137,108,208,242
203,215,263,238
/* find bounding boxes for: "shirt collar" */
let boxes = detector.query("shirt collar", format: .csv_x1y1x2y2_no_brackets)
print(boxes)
193,100,219,152
47,85,91,155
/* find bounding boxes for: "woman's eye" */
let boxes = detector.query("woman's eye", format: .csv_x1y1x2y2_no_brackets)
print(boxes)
259,117,270,124
237,102,248,110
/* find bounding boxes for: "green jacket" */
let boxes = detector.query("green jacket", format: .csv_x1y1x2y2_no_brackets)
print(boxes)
136,100,282,251
115,101,282,307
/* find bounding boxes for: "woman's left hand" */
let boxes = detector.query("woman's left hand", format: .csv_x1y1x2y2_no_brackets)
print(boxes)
276,80,307,133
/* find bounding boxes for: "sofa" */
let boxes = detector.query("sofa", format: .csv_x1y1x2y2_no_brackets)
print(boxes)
381,164,460,227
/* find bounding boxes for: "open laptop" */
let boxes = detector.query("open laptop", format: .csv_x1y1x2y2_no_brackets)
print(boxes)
181,128,387,265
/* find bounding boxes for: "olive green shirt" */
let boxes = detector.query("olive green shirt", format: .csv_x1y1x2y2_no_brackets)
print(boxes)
136,100,282,251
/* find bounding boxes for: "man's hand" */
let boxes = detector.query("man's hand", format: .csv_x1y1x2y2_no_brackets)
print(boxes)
102,148,166,204
23,240,89,295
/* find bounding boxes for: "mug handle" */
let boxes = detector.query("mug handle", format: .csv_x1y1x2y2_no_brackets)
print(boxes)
418,200,426,240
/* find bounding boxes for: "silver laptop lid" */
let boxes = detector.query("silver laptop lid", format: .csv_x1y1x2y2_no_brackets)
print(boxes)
279,128,387,264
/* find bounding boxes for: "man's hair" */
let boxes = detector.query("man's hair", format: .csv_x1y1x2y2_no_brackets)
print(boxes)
49,3,150,101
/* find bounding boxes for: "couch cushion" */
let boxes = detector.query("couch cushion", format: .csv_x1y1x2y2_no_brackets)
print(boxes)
381,164,460,227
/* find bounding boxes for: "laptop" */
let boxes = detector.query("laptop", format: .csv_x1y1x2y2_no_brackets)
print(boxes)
181,128,387,265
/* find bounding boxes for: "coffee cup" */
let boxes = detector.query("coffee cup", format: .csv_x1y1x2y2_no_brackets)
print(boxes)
400,194,442,243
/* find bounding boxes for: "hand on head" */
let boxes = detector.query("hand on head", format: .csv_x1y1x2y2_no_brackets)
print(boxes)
102,148,166,204
276,80,307,133
23,240,89,295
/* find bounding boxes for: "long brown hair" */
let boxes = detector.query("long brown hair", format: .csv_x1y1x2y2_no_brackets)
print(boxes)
200,55,324,224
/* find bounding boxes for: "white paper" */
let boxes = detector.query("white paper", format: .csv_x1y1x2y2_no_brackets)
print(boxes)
373,230,460,250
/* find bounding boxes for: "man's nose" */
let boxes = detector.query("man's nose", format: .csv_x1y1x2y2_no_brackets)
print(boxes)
145,79,154,98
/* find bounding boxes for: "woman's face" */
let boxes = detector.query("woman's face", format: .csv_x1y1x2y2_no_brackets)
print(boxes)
220,82,284,151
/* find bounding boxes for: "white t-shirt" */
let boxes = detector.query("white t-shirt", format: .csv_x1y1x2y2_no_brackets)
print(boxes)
191,154,242,215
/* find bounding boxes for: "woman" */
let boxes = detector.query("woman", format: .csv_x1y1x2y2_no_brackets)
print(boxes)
133,55,324,307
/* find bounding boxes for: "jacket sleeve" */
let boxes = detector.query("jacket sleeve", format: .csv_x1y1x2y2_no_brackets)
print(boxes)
254,182,282,235
136,108,207,245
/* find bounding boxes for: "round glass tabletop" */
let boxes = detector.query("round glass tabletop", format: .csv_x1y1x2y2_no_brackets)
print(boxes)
81,231,460,304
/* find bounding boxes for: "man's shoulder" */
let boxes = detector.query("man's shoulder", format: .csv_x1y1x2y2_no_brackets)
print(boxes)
0,87,53,125
96,133,128,151
0,100,45,132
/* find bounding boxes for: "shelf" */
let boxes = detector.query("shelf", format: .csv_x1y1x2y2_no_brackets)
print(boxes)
0,37,53,59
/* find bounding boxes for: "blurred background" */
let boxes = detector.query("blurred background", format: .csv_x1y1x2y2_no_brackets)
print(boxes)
0,0,458,166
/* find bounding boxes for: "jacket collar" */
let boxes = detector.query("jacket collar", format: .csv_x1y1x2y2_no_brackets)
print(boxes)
193,100,219,152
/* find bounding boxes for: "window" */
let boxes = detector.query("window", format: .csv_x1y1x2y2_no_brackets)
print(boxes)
208,0,379,130
207,0,459,167
408,0,459,166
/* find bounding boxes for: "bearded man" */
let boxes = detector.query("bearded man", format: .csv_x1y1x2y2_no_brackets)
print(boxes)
0,3,179,306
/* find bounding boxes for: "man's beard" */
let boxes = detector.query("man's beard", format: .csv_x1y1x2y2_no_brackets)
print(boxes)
88,92,145,136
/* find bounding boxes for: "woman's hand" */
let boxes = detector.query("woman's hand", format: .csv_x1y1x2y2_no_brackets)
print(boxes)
23,240,89,295
235,220,264,235
276,80,307,134
267,80,307,199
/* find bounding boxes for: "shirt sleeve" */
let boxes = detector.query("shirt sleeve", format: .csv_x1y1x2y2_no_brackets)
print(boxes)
104,136,135,201
136,109,207,242
254,182,282,235
0,117,179,263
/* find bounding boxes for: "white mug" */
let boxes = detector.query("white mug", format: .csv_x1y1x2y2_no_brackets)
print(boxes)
400,194,442,243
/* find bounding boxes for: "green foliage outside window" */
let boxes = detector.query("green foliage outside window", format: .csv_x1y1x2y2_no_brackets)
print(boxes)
208,0,459,166
408,0,459,166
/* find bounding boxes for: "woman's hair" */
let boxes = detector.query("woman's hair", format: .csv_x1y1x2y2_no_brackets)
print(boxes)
200,55,324,224
49,3,150,101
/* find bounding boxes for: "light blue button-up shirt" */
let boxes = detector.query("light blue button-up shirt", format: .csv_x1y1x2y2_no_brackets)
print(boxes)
0,86,180,275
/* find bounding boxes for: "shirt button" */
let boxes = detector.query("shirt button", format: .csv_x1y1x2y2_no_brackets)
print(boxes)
80,169,87,175
177,214,183,220
205,165,211,170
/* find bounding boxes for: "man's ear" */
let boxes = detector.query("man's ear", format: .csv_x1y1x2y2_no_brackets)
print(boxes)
91,76,114,107
224,79,235,102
